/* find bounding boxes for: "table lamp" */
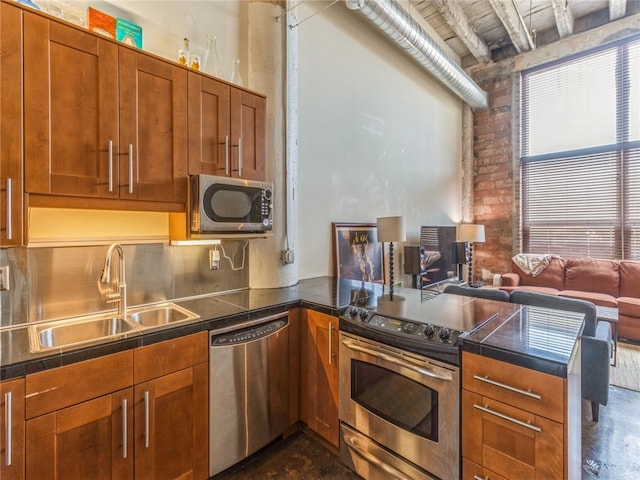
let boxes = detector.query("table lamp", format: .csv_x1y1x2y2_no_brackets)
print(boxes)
377,216,406,299
459,224,485,284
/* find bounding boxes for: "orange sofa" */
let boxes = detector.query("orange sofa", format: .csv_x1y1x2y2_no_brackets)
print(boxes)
501,257,640,341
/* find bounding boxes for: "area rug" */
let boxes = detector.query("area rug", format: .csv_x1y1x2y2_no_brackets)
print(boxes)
610,343,640,392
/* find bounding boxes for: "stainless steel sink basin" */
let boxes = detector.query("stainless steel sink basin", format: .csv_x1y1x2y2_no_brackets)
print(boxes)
127,303,199,327
28,303,199,353
30,314,139,352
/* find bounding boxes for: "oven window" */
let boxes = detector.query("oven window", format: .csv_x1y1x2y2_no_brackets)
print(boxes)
351,360,439,442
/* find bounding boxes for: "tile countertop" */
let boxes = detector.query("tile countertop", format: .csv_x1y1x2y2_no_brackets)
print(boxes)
0,276,356,380
463,303,585,377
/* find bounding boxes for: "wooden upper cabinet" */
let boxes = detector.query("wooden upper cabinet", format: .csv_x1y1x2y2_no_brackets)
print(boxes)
188,72,231,176
23,11,188,205
188,73,266,181
1,2,24,246
230,88,266,181
23,12,119,199
1,378,25,480
119,49,188,203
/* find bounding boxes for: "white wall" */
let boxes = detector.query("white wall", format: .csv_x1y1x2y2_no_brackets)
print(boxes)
296,1,464,280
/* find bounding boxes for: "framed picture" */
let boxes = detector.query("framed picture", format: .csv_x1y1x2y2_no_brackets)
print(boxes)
332,222,384,283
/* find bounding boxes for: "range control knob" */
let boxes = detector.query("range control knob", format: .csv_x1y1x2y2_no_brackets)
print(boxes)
439,327,451,342
349,307,358,318
359,310,369,321
424,324,435,338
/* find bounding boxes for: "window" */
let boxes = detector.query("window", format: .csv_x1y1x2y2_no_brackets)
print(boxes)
520,35,640,260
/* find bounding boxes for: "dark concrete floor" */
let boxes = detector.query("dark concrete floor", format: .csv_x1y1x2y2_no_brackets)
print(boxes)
582,385,640,479
214,386,640,479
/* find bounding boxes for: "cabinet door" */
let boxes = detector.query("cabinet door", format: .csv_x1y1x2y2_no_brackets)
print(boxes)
188,72,231,176
23,12,119,198
134,364,208,480
230,88,266,180
1,3,24,246
1,378,25,480
119,48,188,204
301,309,339,447
462,390,564,480
25,389,133,480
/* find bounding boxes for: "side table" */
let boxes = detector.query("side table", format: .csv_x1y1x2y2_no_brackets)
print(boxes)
596,306,618,366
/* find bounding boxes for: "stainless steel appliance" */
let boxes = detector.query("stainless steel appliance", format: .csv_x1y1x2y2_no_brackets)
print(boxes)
339,291,518,480
191,174,273,234
209,313,289,477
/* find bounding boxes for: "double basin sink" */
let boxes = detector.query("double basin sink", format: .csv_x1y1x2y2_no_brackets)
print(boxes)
29,302,200,353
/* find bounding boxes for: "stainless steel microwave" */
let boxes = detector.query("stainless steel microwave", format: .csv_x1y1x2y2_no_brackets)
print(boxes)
190,175,273,234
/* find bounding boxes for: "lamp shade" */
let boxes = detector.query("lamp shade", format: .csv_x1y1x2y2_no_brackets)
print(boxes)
376,216,406,242
459,224,485,243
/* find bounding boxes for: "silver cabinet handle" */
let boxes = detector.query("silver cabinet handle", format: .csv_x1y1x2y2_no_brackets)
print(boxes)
473,476,486,480
108,140,114,192
473,375,542,400
342,339,452,381
328,322,333,365
4,392,11,466
128,144,134,194
122,399,128,458
237,137,243,177
5,178,11,240
225,135,230,176
473,404,542,432
343,431,412,480
144,390,150,448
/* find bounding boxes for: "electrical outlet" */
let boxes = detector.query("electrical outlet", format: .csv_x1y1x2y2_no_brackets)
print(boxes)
0,265,9,291
281,249,294,265
209,248,220,270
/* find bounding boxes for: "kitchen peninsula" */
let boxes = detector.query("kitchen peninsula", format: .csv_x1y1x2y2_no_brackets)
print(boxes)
1,277,584,480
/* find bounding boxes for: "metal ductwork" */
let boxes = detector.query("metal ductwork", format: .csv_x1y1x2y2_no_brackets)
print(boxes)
345,0,489,110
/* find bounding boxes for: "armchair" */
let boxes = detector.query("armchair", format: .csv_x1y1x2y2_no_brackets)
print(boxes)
509,290,611,421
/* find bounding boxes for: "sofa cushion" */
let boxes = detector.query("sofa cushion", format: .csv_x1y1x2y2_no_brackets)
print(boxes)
565,258,619,297
619,261,640,298
559,290,617,308
501,285,560,295
617,297,640,317
511,257,566,290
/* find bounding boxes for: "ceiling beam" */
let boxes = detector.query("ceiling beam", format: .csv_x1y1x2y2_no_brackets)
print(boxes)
551,0,574,38
488,0,536,53
431,0,492,64
609,0,627,20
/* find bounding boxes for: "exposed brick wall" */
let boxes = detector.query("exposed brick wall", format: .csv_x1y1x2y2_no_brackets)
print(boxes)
471,69,518,282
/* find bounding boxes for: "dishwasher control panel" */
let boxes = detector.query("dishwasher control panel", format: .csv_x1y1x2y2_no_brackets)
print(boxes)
211,319,287,346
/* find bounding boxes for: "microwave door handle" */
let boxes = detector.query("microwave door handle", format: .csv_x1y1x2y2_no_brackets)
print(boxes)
343,430,413,480
341,339,452,381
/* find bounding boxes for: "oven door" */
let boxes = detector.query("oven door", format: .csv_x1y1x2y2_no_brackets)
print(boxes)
339,332,460,480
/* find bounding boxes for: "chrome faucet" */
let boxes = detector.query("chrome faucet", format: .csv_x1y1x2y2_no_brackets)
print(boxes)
100,243,127,318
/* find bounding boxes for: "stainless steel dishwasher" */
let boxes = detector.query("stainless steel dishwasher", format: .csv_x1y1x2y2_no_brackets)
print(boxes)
209,312,289,477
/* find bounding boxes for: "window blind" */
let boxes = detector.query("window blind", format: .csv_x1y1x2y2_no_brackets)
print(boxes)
520,35,640,260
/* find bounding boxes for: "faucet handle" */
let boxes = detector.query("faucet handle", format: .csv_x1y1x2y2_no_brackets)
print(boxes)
105,291,121,303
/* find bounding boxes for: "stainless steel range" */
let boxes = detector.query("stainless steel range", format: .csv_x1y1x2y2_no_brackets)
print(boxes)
338,289,518,480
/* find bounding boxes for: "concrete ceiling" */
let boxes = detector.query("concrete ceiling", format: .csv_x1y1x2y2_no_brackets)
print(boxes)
410,0,640,67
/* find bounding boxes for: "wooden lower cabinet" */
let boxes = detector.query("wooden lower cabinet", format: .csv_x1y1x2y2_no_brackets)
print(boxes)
133,332,208,480
462,351,567,480
1,378,25,480
133,364,208,480
26,389,133,479
301,309,339,447
22,332,208,479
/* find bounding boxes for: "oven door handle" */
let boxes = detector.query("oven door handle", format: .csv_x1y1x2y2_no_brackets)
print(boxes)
342,339,453,381
343,430,413,480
